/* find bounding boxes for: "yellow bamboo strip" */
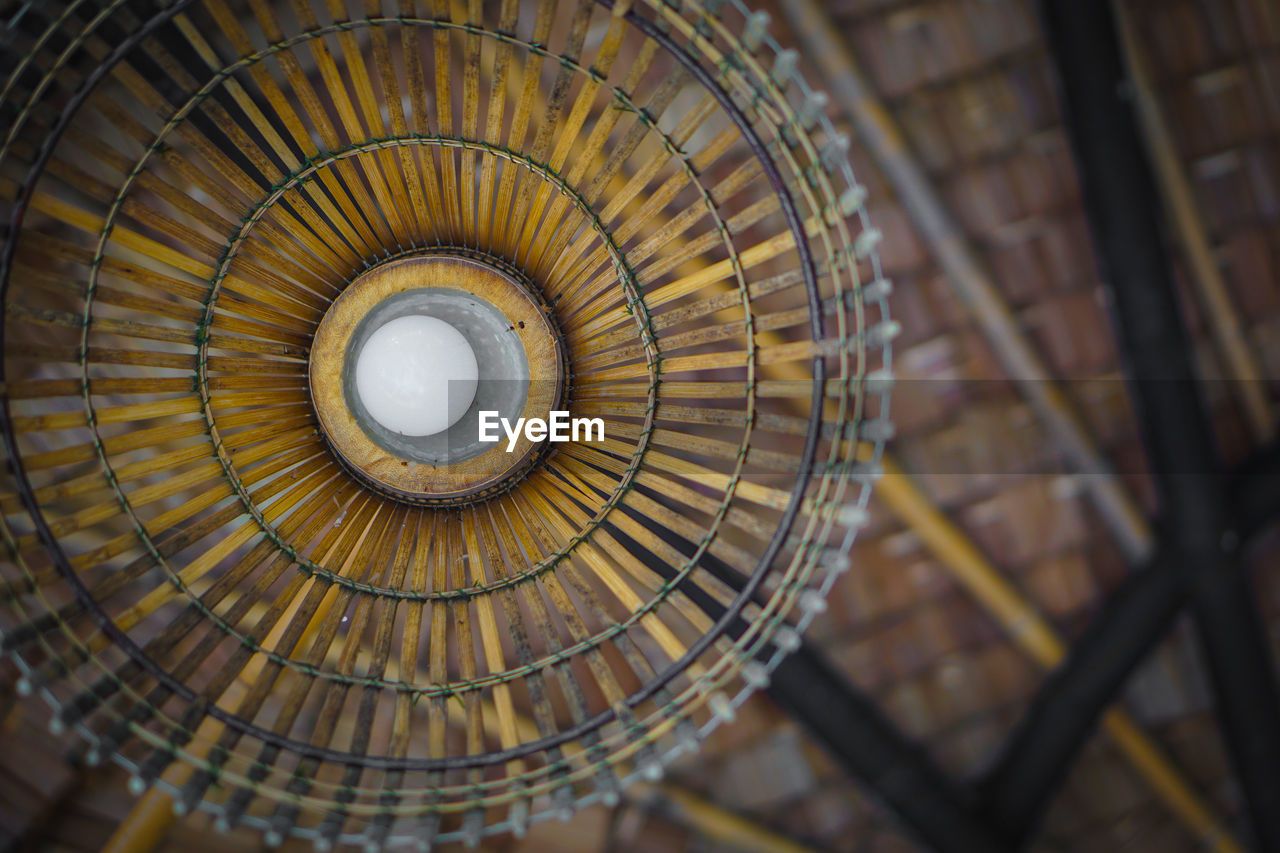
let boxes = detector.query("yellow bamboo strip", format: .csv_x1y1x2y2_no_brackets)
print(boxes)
120,544,820,853
26,189,326,320
514,14,627,262
499,0,595,258
367,0,433,244
503,493,634,711
545,106,731,298
541,461,727,634
247,0,396,250
101,49,355,285
476,0,521,248
445,514,487,776
399,0,451,239
478,501,563,742
1114,2,1274,441
491,0,556,252
64,448,326,579
207,5,379,258
428,504,450,761
875,454,1238,851
391,512,433,757
25,454,334,682
458,0,483,241
522,480,690,666
568,228,801,342
461,507,524,763
321,0,417,243
288,0,411,246
172,15,362,271
430,0,463,239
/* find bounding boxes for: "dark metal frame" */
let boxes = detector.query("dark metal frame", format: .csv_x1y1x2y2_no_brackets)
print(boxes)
980,443,1280,845
750,1,1280,850
1003,3,1280,849
613,505,1009,853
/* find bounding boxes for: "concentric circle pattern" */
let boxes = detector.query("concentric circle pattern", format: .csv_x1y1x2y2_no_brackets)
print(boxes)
308,251,568,505
0,0,893,846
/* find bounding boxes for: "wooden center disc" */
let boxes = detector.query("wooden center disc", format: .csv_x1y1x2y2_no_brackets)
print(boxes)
309,253,567,505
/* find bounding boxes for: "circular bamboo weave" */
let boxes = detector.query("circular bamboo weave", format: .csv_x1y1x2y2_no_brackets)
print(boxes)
0,0,894,847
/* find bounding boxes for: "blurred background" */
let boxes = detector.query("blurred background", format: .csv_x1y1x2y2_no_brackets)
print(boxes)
2,0,1279,851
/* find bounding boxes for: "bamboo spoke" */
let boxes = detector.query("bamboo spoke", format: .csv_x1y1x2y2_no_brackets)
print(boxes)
2,0,903,844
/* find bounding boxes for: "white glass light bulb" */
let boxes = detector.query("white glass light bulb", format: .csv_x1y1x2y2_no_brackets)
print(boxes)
354,315,478,437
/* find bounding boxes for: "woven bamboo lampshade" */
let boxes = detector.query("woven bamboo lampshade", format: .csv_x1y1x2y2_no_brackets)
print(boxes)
0,0,893,847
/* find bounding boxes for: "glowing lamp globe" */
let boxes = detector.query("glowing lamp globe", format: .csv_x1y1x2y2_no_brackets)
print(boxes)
353,314,478,437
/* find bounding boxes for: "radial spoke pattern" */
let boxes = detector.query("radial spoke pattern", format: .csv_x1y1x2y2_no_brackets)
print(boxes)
0,0,892,846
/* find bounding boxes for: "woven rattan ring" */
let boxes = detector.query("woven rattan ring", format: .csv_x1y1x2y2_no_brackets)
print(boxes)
0,0,895,847
310,252,568,505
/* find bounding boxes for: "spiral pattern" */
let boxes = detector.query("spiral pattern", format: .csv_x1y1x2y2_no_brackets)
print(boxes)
0,0,893,845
